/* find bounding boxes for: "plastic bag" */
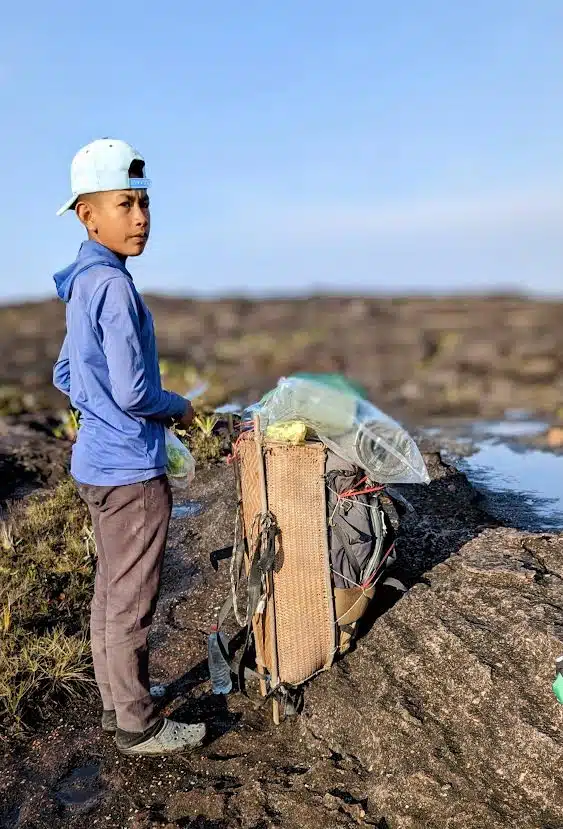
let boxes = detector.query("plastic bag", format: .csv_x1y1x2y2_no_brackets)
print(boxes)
319,397,430,485
250,376,357,436
165,428,196,489
249,376,430,485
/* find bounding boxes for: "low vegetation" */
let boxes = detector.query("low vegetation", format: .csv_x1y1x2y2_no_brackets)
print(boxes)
0,480,95,732
51,407,80,441
188,413,224,464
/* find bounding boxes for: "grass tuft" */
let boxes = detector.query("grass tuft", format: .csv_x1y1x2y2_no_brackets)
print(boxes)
187,414,223,464
0,479,95,731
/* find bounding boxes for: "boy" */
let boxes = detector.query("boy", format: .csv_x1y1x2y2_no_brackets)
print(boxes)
53,138,206,756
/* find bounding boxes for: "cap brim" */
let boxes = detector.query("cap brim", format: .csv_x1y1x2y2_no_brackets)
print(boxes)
56,196,78,216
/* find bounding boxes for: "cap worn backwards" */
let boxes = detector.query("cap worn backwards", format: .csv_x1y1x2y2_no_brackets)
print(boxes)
57,138,151,216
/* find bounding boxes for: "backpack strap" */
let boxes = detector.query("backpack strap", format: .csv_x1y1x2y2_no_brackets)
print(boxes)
211,509,279,694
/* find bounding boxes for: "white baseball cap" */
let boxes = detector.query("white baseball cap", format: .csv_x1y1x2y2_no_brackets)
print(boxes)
57,138,151,216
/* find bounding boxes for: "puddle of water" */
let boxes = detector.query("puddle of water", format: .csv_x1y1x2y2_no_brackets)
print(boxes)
467,420,547,439
426,419,563,532
172,501,204,519
424,419,546,441
56,761,104,812
454,442,563,530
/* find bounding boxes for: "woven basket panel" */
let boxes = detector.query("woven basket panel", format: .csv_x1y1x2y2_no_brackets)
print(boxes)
266,442,334,684
237,433,335,685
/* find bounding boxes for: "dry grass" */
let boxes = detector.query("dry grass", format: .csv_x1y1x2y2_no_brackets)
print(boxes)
0,479,95,731
189,429,223,464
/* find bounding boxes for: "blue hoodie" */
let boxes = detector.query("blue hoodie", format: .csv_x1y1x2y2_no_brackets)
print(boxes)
53,240,187,486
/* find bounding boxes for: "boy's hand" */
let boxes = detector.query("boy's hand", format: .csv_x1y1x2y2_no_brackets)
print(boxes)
178,401,195,430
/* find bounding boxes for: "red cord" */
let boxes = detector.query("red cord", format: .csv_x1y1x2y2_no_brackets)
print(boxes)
227,423,255,463
338,476,384,500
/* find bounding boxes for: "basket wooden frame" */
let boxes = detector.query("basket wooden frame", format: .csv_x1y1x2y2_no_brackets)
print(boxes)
236,426,338,721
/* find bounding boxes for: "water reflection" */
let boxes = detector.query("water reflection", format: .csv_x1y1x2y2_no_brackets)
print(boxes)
426,419,563,531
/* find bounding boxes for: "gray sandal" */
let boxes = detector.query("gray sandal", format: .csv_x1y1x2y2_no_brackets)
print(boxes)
117,718,206,756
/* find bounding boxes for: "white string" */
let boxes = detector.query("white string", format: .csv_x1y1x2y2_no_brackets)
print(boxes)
330,566,362,589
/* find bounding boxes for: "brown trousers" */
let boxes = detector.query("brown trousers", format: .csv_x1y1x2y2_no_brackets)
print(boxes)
76,475,172,733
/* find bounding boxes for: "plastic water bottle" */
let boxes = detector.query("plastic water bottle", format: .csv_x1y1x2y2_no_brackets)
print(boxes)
208,625,232,695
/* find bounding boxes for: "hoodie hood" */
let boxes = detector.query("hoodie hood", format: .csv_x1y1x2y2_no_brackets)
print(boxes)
54,240,130,302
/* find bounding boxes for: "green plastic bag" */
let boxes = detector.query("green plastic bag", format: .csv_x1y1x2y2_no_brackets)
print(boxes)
553,673,563,704
553,656,563,703
293,372,368,399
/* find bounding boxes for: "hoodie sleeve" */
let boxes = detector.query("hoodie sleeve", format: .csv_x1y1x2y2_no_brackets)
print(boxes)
90,275,187,420
53,336,71,396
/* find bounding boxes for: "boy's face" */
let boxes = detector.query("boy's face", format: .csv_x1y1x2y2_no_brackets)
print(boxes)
75,189,150,258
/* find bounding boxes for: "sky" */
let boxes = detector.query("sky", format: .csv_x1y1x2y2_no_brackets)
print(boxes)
0,1,562,302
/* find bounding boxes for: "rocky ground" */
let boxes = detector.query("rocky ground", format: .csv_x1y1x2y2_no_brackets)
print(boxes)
1,295,563,828
1,447,562,829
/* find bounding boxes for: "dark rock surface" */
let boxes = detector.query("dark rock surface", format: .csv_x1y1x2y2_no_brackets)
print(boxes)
304,527,563,828
0,416,69,503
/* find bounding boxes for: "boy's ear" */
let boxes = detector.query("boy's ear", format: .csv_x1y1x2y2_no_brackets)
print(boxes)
75,197,98,233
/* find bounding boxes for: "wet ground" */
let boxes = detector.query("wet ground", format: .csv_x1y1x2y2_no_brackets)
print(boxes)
421,414,563,531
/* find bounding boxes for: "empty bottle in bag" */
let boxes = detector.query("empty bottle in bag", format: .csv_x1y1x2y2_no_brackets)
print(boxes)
208,625,232,694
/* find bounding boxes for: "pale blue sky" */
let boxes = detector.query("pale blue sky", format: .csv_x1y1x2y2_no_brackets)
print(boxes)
1,1,561,301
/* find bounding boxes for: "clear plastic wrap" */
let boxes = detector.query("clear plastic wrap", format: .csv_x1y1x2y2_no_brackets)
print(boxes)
248,376,429,485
